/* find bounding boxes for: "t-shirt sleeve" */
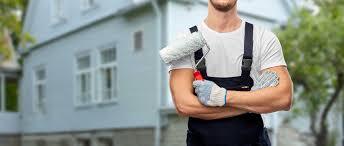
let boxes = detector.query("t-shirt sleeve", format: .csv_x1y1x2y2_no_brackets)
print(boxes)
168,54,193,72
259,30,287,71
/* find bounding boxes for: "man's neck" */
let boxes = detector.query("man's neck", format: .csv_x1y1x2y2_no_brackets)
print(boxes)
205,4,241,33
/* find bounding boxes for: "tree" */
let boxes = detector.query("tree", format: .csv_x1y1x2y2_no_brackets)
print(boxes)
277,0,344,145
0,0,32,61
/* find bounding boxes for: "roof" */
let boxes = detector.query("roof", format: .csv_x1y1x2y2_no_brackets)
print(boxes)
21,0,152,57
21,0,297,57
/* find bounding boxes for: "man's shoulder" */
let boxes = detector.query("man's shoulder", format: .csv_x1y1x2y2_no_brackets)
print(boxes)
251,23,278,43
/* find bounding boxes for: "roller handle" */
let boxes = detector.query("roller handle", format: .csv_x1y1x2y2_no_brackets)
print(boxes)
193,70,204,81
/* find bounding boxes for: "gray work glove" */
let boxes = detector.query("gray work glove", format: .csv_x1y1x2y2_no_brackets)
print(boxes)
193,80,227,107
193,71,279,107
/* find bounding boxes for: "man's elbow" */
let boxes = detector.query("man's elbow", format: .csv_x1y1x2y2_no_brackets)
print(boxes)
281,91,293,111
175,102,195,116
175,103,188,116
258,91,293,113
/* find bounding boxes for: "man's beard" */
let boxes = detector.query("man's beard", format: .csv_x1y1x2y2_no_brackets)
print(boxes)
209,0,237,12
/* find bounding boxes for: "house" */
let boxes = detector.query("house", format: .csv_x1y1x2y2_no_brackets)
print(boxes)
0,28,21,146
5,0,340,146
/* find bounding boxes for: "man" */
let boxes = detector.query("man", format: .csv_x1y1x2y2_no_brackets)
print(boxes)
168,0,293,145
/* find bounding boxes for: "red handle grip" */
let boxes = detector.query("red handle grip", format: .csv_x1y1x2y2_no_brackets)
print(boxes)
193,70,204,81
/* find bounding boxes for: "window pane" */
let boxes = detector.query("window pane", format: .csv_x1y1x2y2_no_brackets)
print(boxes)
36,69,46,80
5,78,18,112
101,68,111,101
100,67,117,101
134,31,143,51
53,0,62,18
77,55,91,70
37,84,46,112
77,73,91,104
112,67,117,98
101,48,116,64
82,0,94,9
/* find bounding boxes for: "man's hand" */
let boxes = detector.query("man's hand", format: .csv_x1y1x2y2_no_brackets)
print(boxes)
169,68,248,119
193,71,280,107
193,80,227,107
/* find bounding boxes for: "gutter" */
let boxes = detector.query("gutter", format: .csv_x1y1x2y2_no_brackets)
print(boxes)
151,0,162,146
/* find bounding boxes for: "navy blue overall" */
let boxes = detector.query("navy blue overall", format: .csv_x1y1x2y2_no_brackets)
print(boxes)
187,22,271,146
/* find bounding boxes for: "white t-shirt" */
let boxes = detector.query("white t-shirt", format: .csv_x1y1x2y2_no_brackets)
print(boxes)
168,20,287,84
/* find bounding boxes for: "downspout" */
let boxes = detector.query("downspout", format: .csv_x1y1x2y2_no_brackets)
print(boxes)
151,0,162,146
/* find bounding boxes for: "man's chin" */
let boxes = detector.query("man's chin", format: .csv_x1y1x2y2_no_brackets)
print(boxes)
210,0,237,12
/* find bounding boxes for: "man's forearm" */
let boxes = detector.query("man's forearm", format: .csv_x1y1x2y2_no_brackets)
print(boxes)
227,86,292,113
174,92,237,115
190,107,247,120
225,67,293,114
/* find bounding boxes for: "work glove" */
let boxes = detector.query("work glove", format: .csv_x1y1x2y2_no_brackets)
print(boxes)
193,71,280,107
193,80,227,107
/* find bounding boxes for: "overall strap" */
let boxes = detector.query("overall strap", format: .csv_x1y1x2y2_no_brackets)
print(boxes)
241,22,254,78
189,26,208,77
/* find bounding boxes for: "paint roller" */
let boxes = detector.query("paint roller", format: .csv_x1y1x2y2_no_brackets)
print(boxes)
159,31,211,80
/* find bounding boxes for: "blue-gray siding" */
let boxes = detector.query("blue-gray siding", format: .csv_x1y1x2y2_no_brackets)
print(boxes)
20,6,160,134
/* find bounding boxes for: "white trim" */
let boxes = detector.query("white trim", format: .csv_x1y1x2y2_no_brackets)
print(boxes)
32,65,46,114
0,74,5,111
50,0,66,26
96,47,118,104
74,50,95,107
80,0,98,14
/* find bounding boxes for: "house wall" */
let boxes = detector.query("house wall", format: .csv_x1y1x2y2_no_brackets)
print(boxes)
23,0,134,45
0,113,20,134
20,5,160,134
0,135,20,146
21,128,154,146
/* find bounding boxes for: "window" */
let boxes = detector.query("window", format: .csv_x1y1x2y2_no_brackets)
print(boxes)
51,0,64,24
33,67,46,113
98,137,113,146
59,139,71,146
97,48,117,103
81,0,95,11
134,30,143,51
75,54,93,106
0,74,19,112
77,138,91,146
36,139,47,146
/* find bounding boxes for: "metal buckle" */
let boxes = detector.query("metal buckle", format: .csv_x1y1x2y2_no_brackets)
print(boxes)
241,58,252,71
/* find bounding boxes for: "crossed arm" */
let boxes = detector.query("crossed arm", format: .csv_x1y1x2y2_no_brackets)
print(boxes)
169,66,293,120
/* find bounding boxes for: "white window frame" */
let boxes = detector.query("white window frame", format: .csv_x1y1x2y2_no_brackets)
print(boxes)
96,47,118,104
80,0,97,12
32,65,47,114
133,29,144,52
74,51,95,107
0,74,5,112
50,0,66,25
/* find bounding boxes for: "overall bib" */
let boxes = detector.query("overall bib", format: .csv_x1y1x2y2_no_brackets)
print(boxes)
187,22,271,146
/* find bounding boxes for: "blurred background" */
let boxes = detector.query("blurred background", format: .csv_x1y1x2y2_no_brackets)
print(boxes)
0,0,343,146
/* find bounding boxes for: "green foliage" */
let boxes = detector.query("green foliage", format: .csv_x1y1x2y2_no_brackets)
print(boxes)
5,80,18,112
277,1,344,117
277,1,344,145
0,0,33,61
